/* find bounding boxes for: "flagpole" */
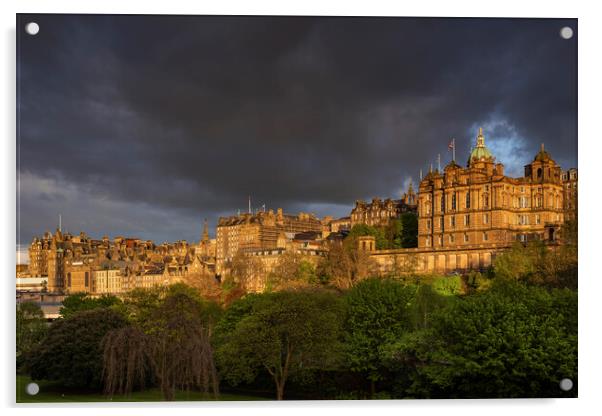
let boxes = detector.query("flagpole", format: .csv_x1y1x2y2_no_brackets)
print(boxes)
453,138,456,162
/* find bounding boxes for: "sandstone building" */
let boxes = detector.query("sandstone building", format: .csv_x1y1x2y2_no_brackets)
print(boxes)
417,128,567,249
215,208,325,276
350,183,417,228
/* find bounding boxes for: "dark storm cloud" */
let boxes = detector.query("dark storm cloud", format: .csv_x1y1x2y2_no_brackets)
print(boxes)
16,15,577,244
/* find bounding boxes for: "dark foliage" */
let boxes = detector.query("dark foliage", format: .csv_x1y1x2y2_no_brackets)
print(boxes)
28,308,127,389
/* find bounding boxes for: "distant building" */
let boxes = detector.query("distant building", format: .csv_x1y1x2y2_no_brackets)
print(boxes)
350,182,417,228
215,208,325,276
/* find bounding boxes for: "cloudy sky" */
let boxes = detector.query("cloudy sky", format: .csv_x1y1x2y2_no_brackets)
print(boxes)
16,14,577,254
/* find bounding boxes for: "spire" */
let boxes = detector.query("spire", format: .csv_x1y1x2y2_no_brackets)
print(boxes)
476,127,485,148
540,143,545,152
248,195,251,214
201,218,209,243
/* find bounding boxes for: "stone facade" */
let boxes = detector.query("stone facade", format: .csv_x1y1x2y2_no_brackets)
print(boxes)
215,208,325,276
24,226,215,295
350,183,417,228
418,129,566,249
562,168,578,222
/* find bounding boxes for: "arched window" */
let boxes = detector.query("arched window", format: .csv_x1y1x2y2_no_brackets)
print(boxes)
465,192,471,209
537,168,542,178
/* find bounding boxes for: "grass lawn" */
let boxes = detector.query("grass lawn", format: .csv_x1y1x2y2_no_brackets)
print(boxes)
16,375,268,403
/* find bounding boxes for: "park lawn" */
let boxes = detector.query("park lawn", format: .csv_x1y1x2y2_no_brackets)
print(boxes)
16,375,267,403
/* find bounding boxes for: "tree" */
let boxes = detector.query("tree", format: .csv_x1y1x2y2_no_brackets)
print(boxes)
60,293,122,319
28,308,127,388
16,302,47,371
102,285,221,400
384,219,403,249
343,278,415,396
269,250,319,290
215,290,344,400
347,224,387,250
386,281,578,398
317,240,378,289
228,251,266,292
400,212,418,248
493,241,577,289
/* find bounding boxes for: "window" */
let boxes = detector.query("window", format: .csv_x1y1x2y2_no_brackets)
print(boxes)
85,272,89,287
465,192,471,209
451,216,456,228
483,193,489,209
483,213,489,224
452,192,457,210
426,236,431,247
464,215,470,226
438,235,443,245
440,217,444,230
464,233,469,242
483,232,488,241
536,214,541,225
449,234,455,243
426,219,431,230
441,194,445,213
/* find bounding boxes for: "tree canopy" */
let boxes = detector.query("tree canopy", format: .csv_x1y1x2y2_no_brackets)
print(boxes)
215,290,344,400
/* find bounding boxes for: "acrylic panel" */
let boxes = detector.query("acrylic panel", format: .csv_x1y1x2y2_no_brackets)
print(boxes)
16,14,578,402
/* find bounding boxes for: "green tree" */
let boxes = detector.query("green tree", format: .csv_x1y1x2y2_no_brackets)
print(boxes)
400,212,418,248
386,281,578,398
493,241,577,289
16,302,47,371
60,293,121,319
348,224,388,250
215,290,344,400
384,219,403,249
103,284,221,400
28,308,127,389
343,278,415,396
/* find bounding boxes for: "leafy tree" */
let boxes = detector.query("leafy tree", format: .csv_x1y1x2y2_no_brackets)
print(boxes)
386,281,578,398
400,212,418,248
215,290,344,400
316,240,378,289
343,278,415,396
384,219,403,249
269,250,320,290
60,293,121,319
347,224,388,250
493,241,577,289
16,302,47,371
28,308,127,389
228,250,266,291
103,286,221,400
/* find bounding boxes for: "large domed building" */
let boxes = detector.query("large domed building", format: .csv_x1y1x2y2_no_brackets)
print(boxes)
417,128,572,249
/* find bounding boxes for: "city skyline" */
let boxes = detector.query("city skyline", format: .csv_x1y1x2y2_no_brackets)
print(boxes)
17,15,577,251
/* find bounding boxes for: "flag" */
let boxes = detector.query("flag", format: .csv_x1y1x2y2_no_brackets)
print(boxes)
448,138,455,151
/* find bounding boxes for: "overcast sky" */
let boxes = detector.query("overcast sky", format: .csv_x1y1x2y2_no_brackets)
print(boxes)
16,14,577,252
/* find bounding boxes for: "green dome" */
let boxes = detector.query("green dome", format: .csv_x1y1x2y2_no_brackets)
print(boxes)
468,146,494,162
467,127,495,165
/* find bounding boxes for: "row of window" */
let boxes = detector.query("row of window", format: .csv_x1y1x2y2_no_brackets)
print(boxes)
426,214,489,230
425,232,489,246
